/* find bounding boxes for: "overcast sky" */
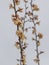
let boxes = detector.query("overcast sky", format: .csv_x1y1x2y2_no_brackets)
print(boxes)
0,0,49,65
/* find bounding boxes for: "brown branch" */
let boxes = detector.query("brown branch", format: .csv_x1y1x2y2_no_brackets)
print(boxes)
30,0,40,65
12,0,24,65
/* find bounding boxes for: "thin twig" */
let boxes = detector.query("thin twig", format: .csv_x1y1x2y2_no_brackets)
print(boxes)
12,1,24,65
30,0,40,65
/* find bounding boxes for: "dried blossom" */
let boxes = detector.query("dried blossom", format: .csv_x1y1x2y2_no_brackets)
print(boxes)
26,11,33,16
22,55,26,65
39,51,44,55
16,30,26,40
36,21,40,25
18,8,23,12
34,15,38,20
9,4,14,9
38,33,43,39
32,28,36,34
15,42,20,49
14,0,20,5
12,15,23,27
33,58,40,63
24,0,28,3
32,4,39,11
37,41,40,46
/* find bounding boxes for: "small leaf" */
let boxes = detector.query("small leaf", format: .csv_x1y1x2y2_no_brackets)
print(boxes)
24,0,28,3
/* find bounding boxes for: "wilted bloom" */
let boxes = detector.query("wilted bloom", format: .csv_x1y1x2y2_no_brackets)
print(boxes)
16,30,26,40
32,4,39,11
38,33,43,39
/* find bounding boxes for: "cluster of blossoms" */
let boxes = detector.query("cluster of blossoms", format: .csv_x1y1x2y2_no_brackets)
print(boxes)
9,0,44,65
